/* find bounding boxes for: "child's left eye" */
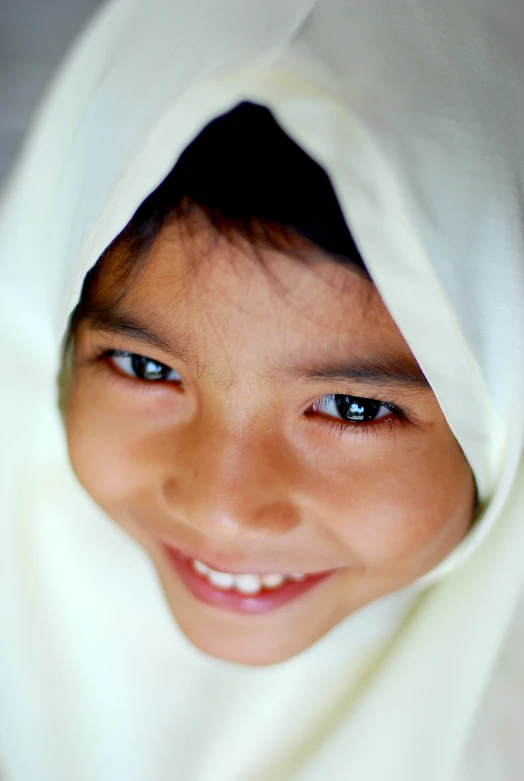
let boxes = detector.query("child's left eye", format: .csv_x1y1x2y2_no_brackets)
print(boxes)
110,351,181,383
312,394,393,423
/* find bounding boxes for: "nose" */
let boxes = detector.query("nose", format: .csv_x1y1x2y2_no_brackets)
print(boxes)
162,418,301,539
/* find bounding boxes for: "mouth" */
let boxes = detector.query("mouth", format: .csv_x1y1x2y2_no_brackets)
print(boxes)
163,546,337,615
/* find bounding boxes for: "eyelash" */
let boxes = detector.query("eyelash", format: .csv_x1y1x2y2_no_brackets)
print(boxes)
317,413,405,440
91,348,409,438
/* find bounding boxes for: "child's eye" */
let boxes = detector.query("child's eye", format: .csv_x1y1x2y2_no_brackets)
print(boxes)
110,351,181,383
312,394,392,423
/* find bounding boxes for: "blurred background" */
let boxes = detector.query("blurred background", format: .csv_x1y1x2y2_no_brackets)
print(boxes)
0,0,102,183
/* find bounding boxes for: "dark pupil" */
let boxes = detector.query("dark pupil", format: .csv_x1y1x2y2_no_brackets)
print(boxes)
334,395,381,422
131,354,169,381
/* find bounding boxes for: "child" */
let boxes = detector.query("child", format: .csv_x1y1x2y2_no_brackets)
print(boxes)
1,0,523,779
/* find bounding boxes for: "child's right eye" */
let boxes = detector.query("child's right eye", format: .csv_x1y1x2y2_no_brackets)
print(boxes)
109,350,182,383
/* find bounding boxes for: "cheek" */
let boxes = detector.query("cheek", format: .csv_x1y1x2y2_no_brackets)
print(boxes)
308,428,476,574
65,381,148,510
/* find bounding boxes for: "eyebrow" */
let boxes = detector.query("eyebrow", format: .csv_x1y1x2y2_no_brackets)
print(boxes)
86,304,195,360
287,357,431,390
85,304,432,391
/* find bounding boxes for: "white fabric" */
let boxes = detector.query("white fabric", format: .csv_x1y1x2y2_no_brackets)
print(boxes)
1,0,524,778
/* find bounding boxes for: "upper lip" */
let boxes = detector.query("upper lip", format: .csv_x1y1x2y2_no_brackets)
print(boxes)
160,539,333,577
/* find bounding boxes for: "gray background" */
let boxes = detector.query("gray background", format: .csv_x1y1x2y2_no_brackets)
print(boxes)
0,0,102,182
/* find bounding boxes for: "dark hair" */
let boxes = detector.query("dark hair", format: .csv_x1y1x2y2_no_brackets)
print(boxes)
70,101,368,330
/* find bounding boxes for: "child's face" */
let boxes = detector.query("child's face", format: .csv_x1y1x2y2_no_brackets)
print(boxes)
66,214,476,665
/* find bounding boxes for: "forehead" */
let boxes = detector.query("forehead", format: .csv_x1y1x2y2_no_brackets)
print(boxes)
89,215,413,369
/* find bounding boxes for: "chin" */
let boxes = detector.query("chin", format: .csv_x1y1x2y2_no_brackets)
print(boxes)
170,602,314,666
156,584,322,666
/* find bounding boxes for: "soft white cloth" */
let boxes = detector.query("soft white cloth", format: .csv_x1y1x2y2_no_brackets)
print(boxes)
1,0,523,778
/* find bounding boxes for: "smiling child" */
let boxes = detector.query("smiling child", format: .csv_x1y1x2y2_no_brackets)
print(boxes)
64,104,476,666
1,1,524,779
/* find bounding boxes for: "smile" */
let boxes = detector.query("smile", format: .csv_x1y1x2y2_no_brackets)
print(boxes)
191,558,307,594
164,547,336,615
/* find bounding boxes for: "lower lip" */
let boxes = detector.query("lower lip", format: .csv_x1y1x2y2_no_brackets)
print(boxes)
164,549,335,615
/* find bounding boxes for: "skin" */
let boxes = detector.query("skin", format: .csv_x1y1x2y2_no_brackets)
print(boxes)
65,210,476,666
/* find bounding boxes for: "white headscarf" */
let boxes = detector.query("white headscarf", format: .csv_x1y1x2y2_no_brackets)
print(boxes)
1,0,524,778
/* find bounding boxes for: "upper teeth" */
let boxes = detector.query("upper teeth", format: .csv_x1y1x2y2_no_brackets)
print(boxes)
191,559,306,594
